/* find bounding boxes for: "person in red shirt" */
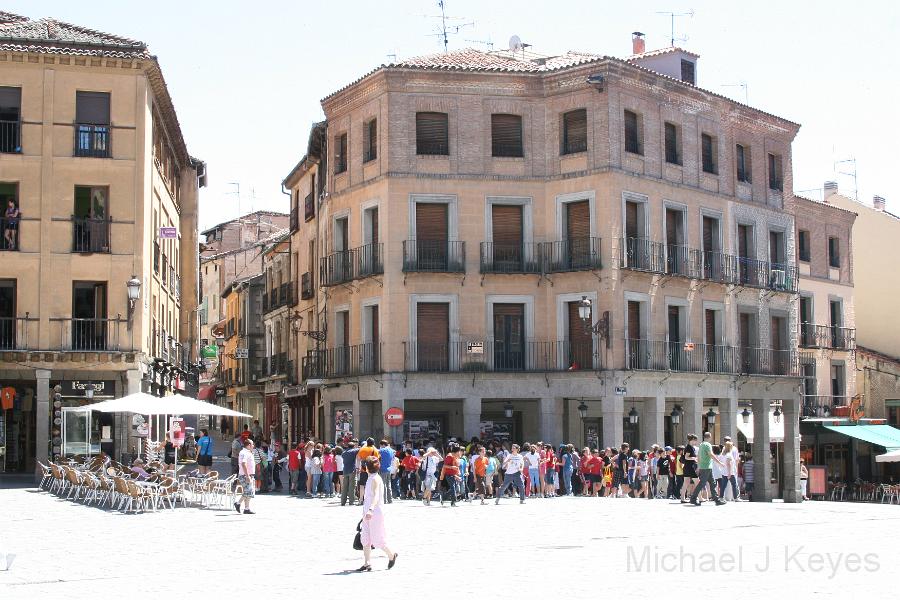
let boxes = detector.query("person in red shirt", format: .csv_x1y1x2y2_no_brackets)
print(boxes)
400,452,420,499
542,445,558,498
472,446,489,504
287,442,303,495
440,444,462,506
588,449,604,496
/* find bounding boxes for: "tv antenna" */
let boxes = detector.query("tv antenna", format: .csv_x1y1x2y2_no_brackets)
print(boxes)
465,36,494,50
656,9,694,46
834,157,858,201
720,82,749,103
507,34,531,57
426,1,473,53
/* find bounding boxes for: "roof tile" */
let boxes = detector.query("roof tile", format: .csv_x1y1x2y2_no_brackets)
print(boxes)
0,16,149,59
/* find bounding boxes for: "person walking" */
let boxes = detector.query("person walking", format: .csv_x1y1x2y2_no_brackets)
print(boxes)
495,443,526,504
523,444,541,498
322,447,336,497
421,446,441,506
721,441,739,500
439,443,461,506
681,436,699,502
743,454,754,500
195,429,213,475
800,458,809,501
235,438,256,514
473,446,489,504
689,432,727,506
378,440,395,504
656,448,670,499
357,457,398,572
230,433,242,476
341,440,360,506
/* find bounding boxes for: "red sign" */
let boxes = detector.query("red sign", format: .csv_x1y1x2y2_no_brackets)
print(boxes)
170,418,186,447
384,407,405,427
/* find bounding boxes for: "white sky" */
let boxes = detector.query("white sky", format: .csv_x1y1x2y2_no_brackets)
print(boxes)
9,0,899,228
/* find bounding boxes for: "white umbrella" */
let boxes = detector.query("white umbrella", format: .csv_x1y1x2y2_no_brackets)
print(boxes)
875,449,900,463
89,392,249,417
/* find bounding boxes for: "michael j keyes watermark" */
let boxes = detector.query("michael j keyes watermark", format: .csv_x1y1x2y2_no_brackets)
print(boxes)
627,545,879,579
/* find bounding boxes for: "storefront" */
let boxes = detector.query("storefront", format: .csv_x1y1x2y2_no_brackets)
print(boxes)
801,419,900,484
0,381,36,474
54,379,118,460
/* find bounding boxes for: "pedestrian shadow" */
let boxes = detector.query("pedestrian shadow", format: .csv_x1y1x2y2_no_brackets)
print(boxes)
323,569,368,576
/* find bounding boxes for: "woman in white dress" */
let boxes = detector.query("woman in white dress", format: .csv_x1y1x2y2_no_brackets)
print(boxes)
358,456,398,572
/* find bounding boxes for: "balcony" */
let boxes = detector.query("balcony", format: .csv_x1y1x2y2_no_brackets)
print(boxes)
73,123,111,158
320,243,383,287
301,272,314,300
310,343,381,377
544,238,602,273
268,352,288,377
625,339,799,376
153,242,160,274
802,395,846,418
403,340,598,373
304,192,314,222
72,217,111,253
479,242,542,274
289,205,299,232
402,240,466,273
302,352,324,380
50,316,130,351
0,119,21,153
732,257,799,293
799,323,856,350
0,315,37,350
0,215,19,251
619,237,666,274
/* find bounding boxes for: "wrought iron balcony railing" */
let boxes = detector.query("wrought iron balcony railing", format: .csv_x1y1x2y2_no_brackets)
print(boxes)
403,240,466,273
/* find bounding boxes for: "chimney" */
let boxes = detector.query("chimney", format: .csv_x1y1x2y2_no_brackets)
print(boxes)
632,32,646,55
873,195,886,211
823,181,839,198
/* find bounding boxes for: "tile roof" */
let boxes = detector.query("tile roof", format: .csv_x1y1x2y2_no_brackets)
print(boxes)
627,46,699,60
0,14,149,59
385,48,607,73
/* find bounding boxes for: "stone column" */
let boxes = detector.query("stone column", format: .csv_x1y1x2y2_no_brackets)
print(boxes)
782,396,802,503
35,369,51,481
601,392,623,449
719,387,738,442
539,397,563,445
351,388,361,442
643,392,665,448
683,394,703,441
463,396,481,441
751,398,772,502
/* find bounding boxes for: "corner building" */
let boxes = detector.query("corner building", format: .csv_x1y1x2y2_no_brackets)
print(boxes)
289,42,803,500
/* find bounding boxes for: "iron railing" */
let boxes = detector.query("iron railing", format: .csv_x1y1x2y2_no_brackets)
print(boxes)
72,216,111,253
50,316,130,351
0,216,20,250
268,352,288,376
74,123,110,158
289,206,299,232
802,395,846,419
619,237,666,273
700,250,731,284
403,339,599,373
301,272,314,299
624,339,799,376
799,323,855,350
544,237,602,273
310,343,381,377
0,119,21,153
479,242,543,274
403,240,466,272
304,192,315,221
302,352,324,380
0,315,37,350
665,245,701,278
320,243,383,286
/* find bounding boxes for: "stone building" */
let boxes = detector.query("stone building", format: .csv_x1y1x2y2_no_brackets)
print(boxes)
284,35,804,500
0,12,204,476
218,274,265,429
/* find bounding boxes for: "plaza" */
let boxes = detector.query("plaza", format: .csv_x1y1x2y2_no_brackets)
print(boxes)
0,482,896,599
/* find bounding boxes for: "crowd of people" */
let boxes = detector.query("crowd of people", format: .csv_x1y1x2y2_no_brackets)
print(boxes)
224,420,762,508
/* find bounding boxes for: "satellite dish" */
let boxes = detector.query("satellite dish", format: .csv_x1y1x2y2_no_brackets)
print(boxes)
509,35,523,52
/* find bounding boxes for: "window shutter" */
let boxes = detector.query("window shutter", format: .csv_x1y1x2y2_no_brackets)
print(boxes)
370,208,379,245
702,134,715,173
491,113,523,157
702,217,715,252
76,91,110,124
416,112,449,155
416,203,448,241
624,110,639,154
705,309,716,344
664,122,678,164
625,202,639,239
666,209,679,246
417,302,450,370
627,301,641,339
371,305,379,348
680,59,695,85
567,301,593,368
364,119,377,162
491,204,522,245
566,200,590,241
562,109,587,154
0,86,21,111
739,313,751,348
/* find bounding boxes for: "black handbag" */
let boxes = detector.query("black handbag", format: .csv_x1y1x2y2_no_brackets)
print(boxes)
353,519,363,551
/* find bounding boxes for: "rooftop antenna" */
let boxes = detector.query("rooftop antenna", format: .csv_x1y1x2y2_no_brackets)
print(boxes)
425,0,473,53
720,82,749,103
508,34,531,57
834,157,858,201
656,9,694,47
386,51,398,63
227,182,241,219
465,36,494,50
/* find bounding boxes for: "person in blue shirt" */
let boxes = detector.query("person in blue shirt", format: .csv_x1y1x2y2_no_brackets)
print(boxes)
459,453,469,501
378,440,395,504
561,444,575,496
196,429,213,474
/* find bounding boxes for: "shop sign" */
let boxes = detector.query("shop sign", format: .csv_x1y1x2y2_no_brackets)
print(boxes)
170,417,185,447
60,380,116,397
683,342,695,351
615,386,627,395
283,385,303,398
159,226,177,239
234,348,249,359
215,386,226,398
201,345,219,359
335,409,353,445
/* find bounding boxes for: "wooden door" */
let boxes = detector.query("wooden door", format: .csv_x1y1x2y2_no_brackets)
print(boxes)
567,301,593,369
493,303,524,370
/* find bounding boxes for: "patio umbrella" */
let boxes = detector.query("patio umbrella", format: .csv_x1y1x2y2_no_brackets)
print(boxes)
88,392,250,417
875,449,900,463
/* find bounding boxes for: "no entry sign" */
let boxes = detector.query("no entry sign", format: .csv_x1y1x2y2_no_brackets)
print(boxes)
384,407,405,427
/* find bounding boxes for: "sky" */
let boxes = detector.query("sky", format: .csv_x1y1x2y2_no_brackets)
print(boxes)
8,1,899,228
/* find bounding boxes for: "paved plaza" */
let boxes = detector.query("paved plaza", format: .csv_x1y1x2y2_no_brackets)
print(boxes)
0,481,897,599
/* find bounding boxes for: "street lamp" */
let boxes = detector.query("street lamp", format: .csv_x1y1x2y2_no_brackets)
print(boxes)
628,405,639,425
577,399,588,419
773,405,782,424
126,275,141,330
503,401,514,419
741,407,751,424
578,296,592,321
705,407,717,425
669,406,681,425
577,296,610,345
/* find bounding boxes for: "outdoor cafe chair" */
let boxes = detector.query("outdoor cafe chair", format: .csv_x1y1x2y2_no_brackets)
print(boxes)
36,461,53,489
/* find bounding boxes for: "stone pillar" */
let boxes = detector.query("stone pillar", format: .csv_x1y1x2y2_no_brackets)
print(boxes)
601,392,623,449
463,396,481,441
683,394,703,441
720,388,738,442
782,396,802,503
35,369,51,481
643,393,665,448
751,398,773,502
539,397,563,445
351,389,361,442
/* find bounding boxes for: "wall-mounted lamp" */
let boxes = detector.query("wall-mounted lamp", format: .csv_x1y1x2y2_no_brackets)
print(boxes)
126,275,141,330
504,401,514,419
577,399,588,419
741,407,751,424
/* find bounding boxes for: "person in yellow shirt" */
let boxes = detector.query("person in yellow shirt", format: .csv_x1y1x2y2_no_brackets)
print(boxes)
675,445,685,500
356,437,378,502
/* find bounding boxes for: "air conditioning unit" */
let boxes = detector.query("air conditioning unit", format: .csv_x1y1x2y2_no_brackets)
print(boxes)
770,269,786,290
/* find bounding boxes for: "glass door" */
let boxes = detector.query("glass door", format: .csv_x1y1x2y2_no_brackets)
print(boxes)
61,407,91,457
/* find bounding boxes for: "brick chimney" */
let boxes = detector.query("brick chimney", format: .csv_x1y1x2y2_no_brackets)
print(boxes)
632,32,646,55
823,181,839,199
873,195,886,211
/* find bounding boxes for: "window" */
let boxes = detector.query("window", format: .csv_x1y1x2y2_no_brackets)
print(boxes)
623,110,642,155
798,229,810,262
0,182,18,251
0,86,22,153
680,59,696,85
415,112,449,155
74,91,110,158
768,153,783,191
701,133,717,174
664,122,680,165
334,133,347,174
561,109,587,155
491,113,523,157
736,143,751,183
73,186,110,253
363,119,377,163
828,237,840,268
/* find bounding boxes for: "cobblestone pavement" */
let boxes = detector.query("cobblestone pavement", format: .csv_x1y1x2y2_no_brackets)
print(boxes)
1,483,897,599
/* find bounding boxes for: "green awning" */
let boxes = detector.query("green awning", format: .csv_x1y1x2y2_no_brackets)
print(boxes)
822,424,900,450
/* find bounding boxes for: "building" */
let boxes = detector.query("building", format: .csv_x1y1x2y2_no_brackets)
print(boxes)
284,34,806,501
218,274,265,431
0,13,204,476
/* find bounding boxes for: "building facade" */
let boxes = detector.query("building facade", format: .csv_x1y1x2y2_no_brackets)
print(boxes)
0,13,203,476
285,40,805,500
218,274,265,431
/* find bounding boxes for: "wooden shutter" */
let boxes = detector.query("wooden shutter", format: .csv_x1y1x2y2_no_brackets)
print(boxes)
492,204,522,245
666,209,679,246
771,317,783,350
702,216,715,252
625,202,639,239
624,110,639,153
702,134,714,172
627,301,641,339
667,306,681,343
562,109,587,154
370,208,378,245
417,303,449,345
568,301,592,368
738,225,749,258
76,91,110,124
492,113,523,157
416,203,448,241
664,122,678,163
365,119,377,161
566,200,590,240
705,309,716,344
416,112,448,155
739,313,751,347
493,303,524,318
340,312,350,347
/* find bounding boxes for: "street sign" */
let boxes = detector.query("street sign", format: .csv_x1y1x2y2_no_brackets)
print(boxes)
466,342,484,354
201,345,218,359
683,342,695,351
384,407,405,427
234,348,249,359
615,386,627,395
159,227,177,239
170,418,185,447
